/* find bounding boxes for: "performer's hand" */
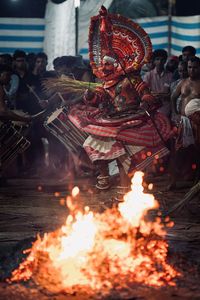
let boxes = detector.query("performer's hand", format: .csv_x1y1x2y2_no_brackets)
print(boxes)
84,89,95,101
171,114,181,127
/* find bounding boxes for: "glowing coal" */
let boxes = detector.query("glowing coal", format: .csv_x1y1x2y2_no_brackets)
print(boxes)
9,172,179,296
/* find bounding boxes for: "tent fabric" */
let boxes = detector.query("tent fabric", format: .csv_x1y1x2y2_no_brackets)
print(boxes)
78,0,114,55
43,0,76,69
171,15,200,56
79,15,200,58
0,4,200,65
0,17,44,54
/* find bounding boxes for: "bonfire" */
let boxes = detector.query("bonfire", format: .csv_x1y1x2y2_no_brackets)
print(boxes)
9,172,179,297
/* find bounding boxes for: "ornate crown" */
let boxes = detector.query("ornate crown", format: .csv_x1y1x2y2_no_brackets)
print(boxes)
89,6,152,79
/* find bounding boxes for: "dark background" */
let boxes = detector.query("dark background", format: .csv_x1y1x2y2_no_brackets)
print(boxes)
176,0,200,16
0,0,199,18
0,0,48,18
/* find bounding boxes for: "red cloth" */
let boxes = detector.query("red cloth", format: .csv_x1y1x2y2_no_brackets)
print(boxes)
67,74,172,173
68,105,171,148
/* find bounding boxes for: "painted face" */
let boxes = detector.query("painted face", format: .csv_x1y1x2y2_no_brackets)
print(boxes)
97,55,124,81
101,56,117,75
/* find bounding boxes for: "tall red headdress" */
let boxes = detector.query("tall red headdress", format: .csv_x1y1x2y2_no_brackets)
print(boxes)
89,6,152,80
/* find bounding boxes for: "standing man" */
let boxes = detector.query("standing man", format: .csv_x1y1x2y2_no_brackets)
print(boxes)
173,45,196,81
171,56,200,117
143,49,173,116
168,56,200,189
181,45,196,63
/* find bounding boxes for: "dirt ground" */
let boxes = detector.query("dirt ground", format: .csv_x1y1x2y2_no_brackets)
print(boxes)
0,173,200,299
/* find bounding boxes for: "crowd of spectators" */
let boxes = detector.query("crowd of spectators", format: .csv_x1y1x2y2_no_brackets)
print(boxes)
0,45,199,188
0,50,94,179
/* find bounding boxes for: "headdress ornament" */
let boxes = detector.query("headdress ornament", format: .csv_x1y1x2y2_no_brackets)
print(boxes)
89,6,152,79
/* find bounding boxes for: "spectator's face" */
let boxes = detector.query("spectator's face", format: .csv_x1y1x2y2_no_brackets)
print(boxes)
166,59,178,72
0,71,11,85
146,60,154,71
178,64,188,79
187,61,200,79
182,51,194,62
154,56,166,68
15,56,27,70
55,65,72,76
35,57,47,74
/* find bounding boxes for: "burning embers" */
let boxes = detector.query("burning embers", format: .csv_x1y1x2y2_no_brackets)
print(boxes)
9,172,179,296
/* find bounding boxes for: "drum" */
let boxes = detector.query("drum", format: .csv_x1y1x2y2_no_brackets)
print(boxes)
0,123,30,170
44,107,88,153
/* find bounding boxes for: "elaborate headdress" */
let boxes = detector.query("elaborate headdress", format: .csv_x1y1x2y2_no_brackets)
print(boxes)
89,6,152,80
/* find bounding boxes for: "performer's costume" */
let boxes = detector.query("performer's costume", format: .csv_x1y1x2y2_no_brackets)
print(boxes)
44,6,172,189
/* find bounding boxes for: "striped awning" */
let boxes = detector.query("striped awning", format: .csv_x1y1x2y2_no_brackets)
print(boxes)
0,14,200,63
0,17,45,54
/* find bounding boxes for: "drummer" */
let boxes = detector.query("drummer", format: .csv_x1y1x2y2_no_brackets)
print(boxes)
0,64,33,185
43,56,96,179
0,64,32,123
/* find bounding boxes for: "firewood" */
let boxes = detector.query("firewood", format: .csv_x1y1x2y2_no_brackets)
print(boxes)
166,181,200,215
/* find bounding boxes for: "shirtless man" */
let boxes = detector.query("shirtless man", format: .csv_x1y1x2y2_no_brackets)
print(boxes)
168,56,200,189
171,56,200,117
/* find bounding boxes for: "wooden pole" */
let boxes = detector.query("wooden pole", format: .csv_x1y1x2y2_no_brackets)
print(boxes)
168,0,173,56
166,181,200,215
75,6,79,55
26,84,42,103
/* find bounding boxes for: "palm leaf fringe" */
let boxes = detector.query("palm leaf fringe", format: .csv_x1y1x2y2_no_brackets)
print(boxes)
42,76,101,99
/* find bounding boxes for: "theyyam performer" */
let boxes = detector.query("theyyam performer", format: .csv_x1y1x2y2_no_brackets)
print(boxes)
44,6,172,190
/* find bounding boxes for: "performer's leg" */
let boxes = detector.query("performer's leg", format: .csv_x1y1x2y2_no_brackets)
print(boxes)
117,159,131,188
73,148,96,176
94,160,110,190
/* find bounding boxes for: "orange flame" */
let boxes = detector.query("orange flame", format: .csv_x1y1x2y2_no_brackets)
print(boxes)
9,172,180,296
